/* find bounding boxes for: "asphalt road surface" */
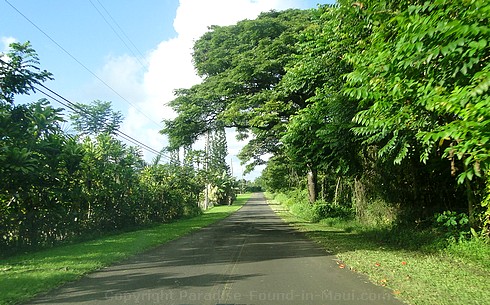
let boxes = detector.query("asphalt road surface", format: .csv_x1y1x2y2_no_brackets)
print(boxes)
27,193,405,305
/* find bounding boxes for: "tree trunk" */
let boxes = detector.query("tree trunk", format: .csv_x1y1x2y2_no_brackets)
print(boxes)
464,163,476,228
307,166,318,204
465,176,476,228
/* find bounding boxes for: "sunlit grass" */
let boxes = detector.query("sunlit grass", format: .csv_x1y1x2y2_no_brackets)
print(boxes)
268,197,490,305
0,193,251,305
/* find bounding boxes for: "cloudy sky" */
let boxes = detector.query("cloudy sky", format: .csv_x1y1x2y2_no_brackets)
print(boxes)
1,0,334,179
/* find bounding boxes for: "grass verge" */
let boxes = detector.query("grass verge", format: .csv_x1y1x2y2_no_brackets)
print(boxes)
267,196,490,305
0,193,251,305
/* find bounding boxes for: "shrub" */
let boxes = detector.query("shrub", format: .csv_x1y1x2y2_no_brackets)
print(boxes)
434,211,470,241
313,201,354,222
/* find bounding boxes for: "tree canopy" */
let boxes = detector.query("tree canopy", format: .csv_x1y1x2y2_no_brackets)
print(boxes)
163,0,490,233
162,9,313,168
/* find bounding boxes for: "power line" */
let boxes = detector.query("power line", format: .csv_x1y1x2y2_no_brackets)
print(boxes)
92,0,149,67
1,39,170,162
36,83,165,158
4,0,163,129
88,0,148,69
35,83,171,160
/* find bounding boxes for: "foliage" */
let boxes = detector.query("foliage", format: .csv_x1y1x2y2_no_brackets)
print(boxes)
260,154,301,192
0,43,207,254
208,127,229,175
209,170,236,206
313,201,354,222
280,1,367,178
482,173,490,236
434,211,471,241
344,0,490,223
70,100,123,136
263,0,490,232
162,9,313,169
0,41,53,104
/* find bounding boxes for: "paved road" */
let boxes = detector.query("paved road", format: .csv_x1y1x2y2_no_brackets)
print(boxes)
27,193,404,305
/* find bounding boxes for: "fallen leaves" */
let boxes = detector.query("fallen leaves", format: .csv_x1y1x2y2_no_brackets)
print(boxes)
335,260,346,269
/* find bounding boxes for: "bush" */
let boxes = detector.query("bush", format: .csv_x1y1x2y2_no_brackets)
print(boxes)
270,190,354,223
434,211,470,241
313,201,354,222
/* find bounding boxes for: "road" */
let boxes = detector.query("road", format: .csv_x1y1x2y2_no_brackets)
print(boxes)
27,193,404,305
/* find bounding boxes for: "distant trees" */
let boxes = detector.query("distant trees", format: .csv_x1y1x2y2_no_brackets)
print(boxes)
70,100,123,136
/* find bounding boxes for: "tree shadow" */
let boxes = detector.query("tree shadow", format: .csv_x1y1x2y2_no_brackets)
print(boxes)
26,193,403,305
30,271,261,304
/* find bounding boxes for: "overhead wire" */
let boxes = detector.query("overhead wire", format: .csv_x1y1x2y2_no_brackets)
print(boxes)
92,0,149,67
4,0,163,129
35,83,171,161
88,0,148,69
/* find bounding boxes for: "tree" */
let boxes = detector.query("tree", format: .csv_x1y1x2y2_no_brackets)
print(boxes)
0,41,53,104
208,127,229,175
162,9,313,167
344,0,490,224
70,100,123,136
261,154,299,193
279,2,367,202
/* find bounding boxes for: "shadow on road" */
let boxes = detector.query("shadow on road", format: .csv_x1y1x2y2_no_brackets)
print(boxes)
28,193,403,305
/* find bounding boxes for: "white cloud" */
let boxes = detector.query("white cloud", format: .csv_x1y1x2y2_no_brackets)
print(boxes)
100,0,307,178
1,36,17,52
1,36,17,61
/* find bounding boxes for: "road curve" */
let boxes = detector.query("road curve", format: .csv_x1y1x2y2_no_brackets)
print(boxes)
27,193,404,305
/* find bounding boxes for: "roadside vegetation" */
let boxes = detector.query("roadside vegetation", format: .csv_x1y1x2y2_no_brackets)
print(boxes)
0,194,249,305
164,0,490,242
2,1,490,305
267,191,489,305
1,42,239,256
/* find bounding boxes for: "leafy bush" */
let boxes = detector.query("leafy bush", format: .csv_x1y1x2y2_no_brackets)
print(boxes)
312,201,354,222
434,211,470,241
270,190,354,223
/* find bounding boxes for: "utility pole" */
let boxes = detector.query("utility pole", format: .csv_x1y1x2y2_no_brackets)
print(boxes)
204,130,210,210
230,156,234,177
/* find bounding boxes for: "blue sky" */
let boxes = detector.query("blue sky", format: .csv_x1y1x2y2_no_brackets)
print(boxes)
1,0,335,179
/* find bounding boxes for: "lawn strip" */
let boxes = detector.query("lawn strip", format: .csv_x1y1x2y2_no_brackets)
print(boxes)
0,193,251,305
268,199,489,305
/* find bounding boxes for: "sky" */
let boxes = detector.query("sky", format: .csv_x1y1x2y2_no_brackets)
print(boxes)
1,0,335,180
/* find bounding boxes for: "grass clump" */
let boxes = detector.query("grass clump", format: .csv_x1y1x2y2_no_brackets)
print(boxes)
0,194,251,305
266,190,353,223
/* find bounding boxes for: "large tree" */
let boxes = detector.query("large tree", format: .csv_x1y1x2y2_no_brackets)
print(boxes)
161,9,314,169
279,1,369,202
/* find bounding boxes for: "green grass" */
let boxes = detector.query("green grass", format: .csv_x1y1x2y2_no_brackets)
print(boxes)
267,197,490,305
0,194,251,305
